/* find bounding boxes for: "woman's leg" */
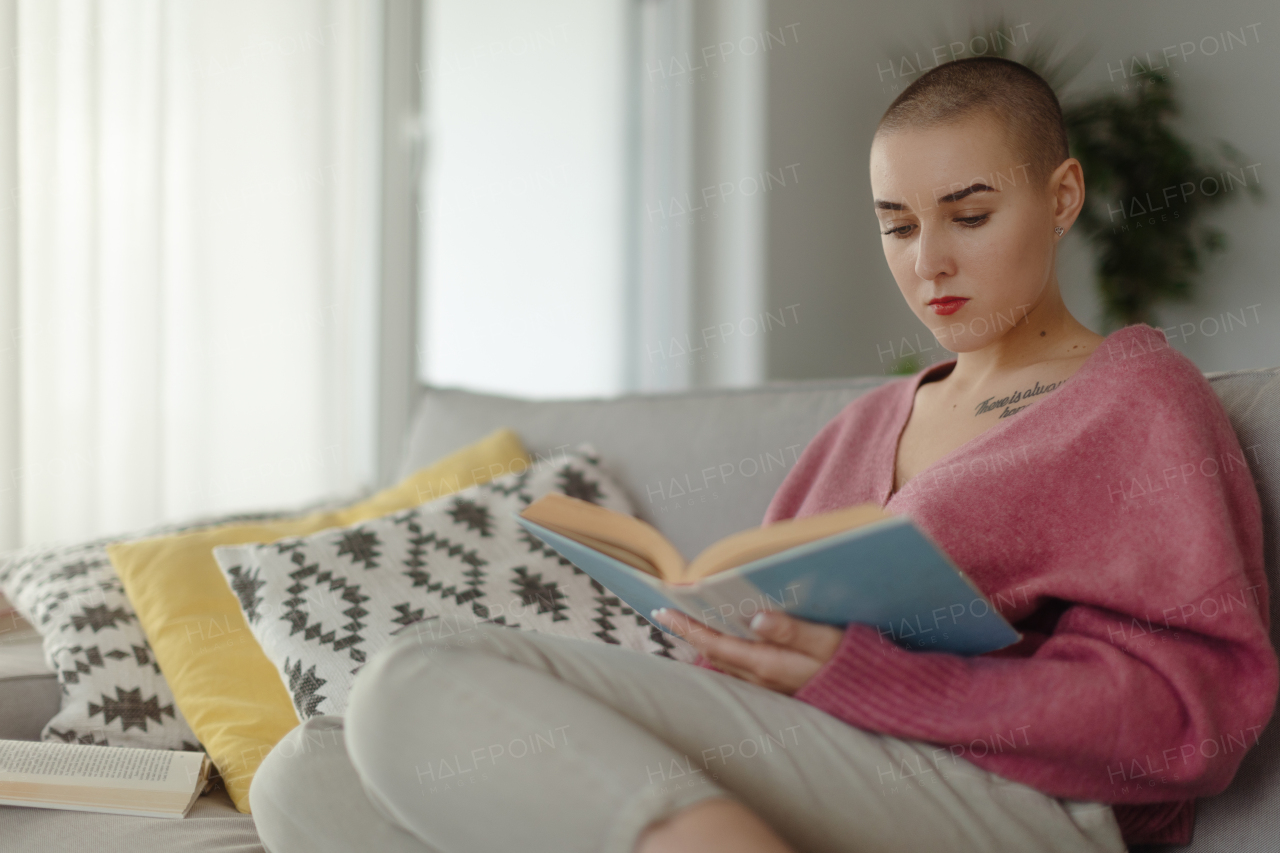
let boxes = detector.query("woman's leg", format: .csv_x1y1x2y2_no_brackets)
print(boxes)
250,706,793,853
250,715,441,853
636,797,796,853
250,715,791,853
336,623,1127,853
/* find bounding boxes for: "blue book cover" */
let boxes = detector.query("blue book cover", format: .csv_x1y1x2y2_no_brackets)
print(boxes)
513,513,1021,656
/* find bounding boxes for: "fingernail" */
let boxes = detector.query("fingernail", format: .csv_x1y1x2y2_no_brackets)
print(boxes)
750,612,769,631
650,608,667,620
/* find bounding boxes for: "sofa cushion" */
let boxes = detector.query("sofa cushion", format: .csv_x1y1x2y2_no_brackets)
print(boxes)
212,446,696,720
397,378,894,561
400,365,1280,853
0,497,380,748
0,512,293,752
106,428,530,815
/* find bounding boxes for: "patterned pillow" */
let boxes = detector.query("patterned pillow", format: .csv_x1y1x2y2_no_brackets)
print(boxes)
212,446,698,719
0,509,292,751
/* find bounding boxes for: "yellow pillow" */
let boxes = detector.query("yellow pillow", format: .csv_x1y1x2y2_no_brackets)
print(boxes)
108,428,529,813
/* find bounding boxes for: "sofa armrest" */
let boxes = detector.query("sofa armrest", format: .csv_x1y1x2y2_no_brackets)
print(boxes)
0,616,60,741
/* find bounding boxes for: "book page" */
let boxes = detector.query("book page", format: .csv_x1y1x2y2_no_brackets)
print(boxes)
682,503,890,581
519,494,688,580
0,740,205,792
520,519,663,577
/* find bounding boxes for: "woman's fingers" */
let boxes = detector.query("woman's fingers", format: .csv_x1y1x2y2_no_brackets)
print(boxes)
653,608,771,664
702,657,766,686
652,608,743,661
749,611,844,662
652,608,720,644
651,608,818,694
653,607,842,667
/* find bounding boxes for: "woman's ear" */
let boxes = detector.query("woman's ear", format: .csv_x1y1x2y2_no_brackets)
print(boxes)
1049,158,1085,236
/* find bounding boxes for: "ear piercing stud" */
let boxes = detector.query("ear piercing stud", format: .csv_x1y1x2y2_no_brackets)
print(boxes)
1054,226,1065,236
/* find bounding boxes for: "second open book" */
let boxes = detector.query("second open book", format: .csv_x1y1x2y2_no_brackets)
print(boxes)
516,494,1020,655
0,739,210,818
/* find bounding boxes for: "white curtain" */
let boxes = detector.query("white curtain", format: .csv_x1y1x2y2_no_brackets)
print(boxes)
0,0,382,550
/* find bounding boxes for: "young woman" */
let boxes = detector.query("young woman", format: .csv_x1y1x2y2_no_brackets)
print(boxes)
250,58,1276,853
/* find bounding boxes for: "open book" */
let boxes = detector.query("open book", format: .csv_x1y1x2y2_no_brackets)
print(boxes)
516,494,1020,655
0,739,211,818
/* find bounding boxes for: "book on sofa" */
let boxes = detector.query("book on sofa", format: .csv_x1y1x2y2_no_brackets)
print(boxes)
0,739,211,819
516,494,1021,655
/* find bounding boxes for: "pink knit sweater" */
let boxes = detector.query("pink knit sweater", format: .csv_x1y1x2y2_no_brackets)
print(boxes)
694,324,1277,847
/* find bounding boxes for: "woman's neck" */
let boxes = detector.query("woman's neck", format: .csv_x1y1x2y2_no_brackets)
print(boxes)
944,283,1102,391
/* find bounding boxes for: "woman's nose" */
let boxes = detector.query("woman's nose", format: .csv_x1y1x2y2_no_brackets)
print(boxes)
913,225,958,283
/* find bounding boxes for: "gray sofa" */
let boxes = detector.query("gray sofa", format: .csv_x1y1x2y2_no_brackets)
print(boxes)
2,367,1278,851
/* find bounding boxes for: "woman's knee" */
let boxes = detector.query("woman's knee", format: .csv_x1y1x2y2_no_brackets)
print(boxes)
350,622,542,713
250,716,349,848
251,716,346,806
339,626,529,820
250,715,440,853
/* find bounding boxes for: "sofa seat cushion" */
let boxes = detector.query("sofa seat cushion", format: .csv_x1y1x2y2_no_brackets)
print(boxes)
0,786,261,852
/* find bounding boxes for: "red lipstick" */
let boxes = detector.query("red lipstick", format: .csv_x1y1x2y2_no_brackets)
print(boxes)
927,297,969,316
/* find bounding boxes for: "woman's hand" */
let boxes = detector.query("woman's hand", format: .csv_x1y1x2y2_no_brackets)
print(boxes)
651,608,844,695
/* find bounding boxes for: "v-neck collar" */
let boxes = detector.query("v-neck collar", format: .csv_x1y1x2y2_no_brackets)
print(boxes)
880,325,1144,507
882,358,956,506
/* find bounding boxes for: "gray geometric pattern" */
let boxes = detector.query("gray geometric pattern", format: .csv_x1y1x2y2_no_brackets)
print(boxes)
0,508,293,751
213,447,698,719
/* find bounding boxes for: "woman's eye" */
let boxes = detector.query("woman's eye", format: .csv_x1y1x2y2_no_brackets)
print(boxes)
955,213,990,227
881,223,916,238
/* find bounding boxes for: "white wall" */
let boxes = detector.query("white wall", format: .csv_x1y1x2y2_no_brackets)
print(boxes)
764,0,1280,378
419,0,631,398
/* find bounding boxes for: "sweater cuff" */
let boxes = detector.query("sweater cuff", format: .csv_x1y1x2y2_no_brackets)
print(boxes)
792,622,973,735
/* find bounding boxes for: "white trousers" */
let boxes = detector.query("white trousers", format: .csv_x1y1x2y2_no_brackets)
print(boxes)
250,623,1129,853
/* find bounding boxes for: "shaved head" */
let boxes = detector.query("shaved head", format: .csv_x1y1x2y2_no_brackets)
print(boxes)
876,57,1070,186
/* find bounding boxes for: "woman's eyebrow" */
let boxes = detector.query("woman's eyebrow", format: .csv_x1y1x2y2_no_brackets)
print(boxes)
937,182,998,203
874,181,999,211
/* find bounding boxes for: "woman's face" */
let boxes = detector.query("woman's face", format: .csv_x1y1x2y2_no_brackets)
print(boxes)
869,113,1060,353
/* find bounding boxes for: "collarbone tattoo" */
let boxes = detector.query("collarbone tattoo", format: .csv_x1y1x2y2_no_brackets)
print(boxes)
973,378,1068,419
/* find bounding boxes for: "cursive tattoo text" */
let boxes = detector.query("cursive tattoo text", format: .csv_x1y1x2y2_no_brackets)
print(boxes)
975,378,1067,419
